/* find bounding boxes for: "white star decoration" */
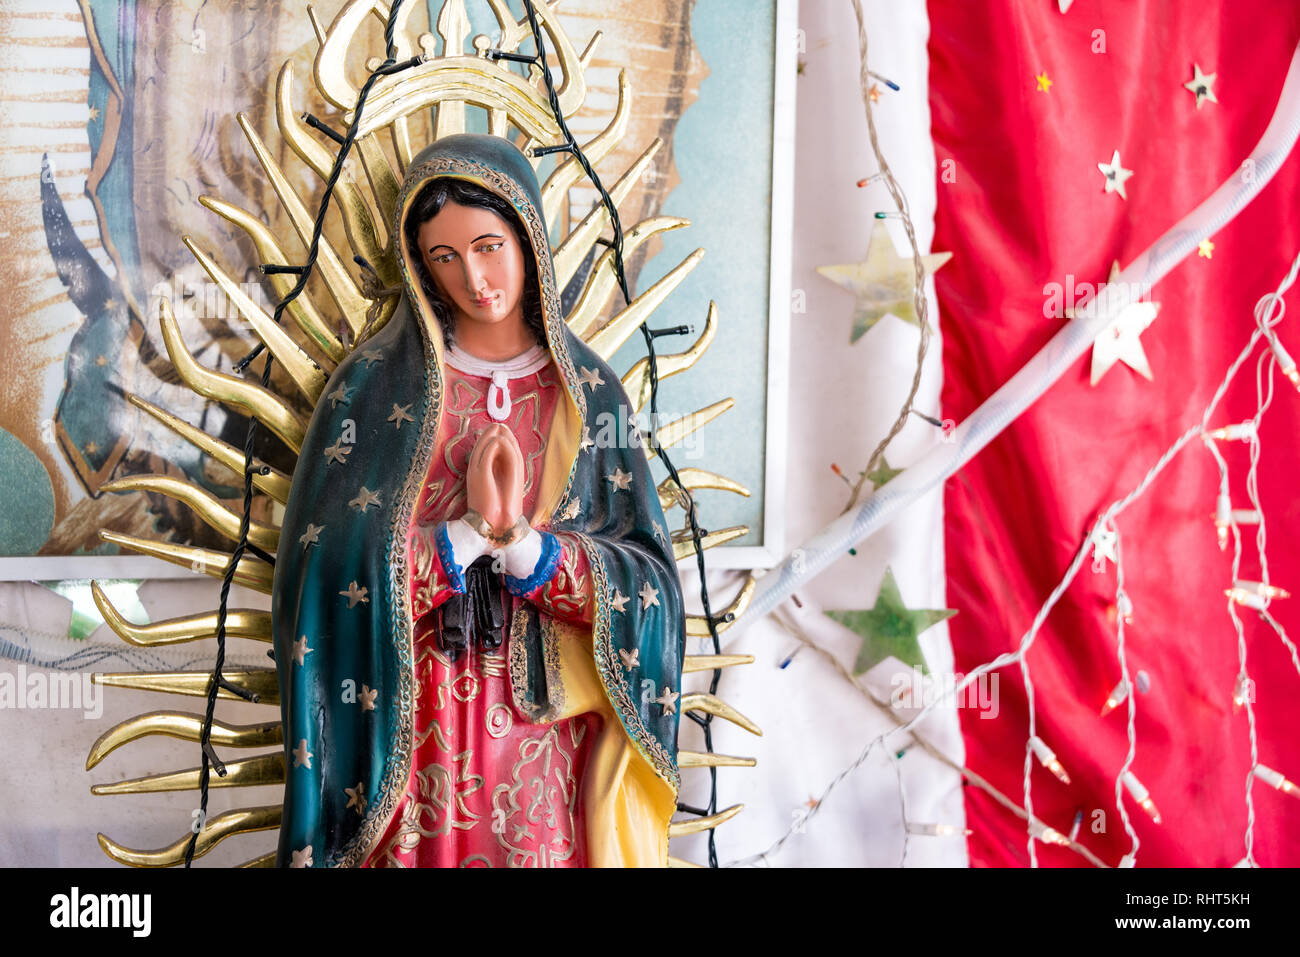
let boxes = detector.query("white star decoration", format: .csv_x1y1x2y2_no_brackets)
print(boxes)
579,427,595,453
654,686,679,715
639,581,659,610
327,383,354,409
293,738,313,768
619,647,640,671
293,635,312,666
360,348,384,367
610,588,630,613
578,366,604,391
388,403,414,429
359,685,378,711
323,438,351,465
559,498,581,521
340,581,369,607
1084,261,1161,385
350,486,381,512
1098,150,1134,200
298,524,322,548
607,467,632,491
1185,63,1218,109
291,846,313,868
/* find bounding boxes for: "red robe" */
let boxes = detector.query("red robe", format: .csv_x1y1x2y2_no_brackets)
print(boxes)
365,353,600,868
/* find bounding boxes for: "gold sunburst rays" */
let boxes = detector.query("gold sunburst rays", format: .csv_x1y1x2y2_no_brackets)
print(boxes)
622,302,717,412
682,654,755,674
552,138,666,292
565,217,692,339
87,712,283,770
90,581,271,648
94,669,279,704
673,526,748,562
669,804,743,838
156,297,307,454
182,238,327,404
97,805,282,867
99,474,280,552
656,468,751,512
683,575,756,637
124,393,293,505
585,245,706,361
680,693,762,737
90,752,285,796
98,531,274,594
538,61,627,232
198,193,346,364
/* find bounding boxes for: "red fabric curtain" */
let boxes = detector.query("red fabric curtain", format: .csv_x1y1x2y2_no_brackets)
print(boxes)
929,0,1300,866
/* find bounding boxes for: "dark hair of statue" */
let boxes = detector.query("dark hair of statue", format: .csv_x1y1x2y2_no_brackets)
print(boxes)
403,177,546,350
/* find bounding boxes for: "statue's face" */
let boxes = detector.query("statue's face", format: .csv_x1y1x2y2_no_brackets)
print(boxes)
416,199,528,338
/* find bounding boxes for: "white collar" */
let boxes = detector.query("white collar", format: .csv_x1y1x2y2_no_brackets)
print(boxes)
445,343,550,379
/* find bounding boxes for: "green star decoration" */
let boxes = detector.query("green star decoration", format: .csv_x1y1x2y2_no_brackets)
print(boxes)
867,456,903,489
826,566,957,676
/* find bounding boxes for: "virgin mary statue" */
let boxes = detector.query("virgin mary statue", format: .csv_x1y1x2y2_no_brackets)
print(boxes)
271,133,685,868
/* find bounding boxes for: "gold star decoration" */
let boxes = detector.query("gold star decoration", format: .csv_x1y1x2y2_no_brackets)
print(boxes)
323,438,351,465
652,522,669,546
1198,239,1215,258
1184,63,1218,109
1097,150,1134,200
639,581,660,610
618,647,639,671
299,523,323,548
290,846,313,868
559,497,581,521
345,782,367,815
87,105,101,123
103,297,118,312
327,383,354,408
1035,72,1052,93
1084,261,1161,386
610,588,630,613
340,581,369,607
654,686,679,715
359,684,378,711
868,83,882,103
826,565,957,675
293,635,312,666
360,348,384,367
817,219,953,342
607,467,632,491
579,427,595,452
292,738,313,768
867,457,903,489
350,486,381,512
388,403,414,429
84,441,100,455
94,354,108,367
578,367,604,391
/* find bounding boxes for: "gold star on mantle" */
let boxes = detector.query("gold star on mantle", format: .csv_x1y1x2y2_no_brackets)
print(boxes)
345,782,367,815
290,846,313,868
618,647,639,671
293,635,313,666
298,523,323,548
292,738,313,768
817,219,952,342
359,685,378,711
638,581,660,610
607,467,632,491
610,588,630,613
558,497,581,521
323,438,351,465
578,366,604,391
826,566,957,676
1185,63,1218,109
327,383,354,408
1084,261,1161,386
360,348,384,367
579,427,595,452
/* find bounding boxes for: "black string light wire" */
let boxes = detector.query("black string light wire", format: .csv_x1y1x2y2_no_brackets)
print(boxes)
510,0,732,868
183,0,421,867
